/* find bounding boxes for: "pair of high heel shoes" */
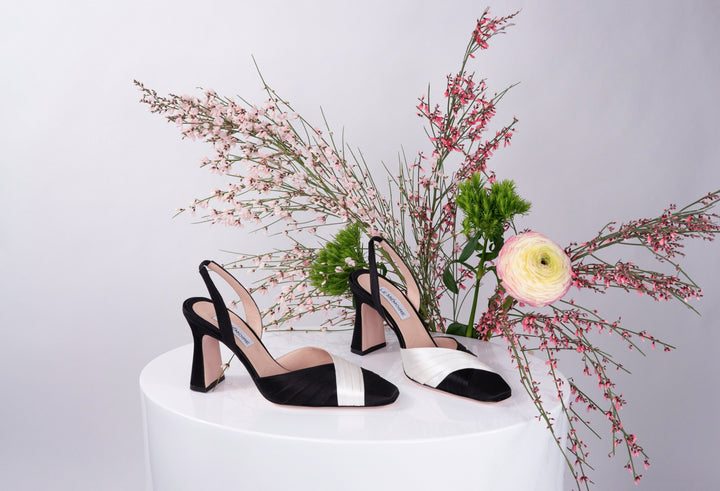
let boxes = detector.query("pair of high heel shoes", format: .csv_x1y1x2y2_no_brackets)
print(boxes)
183,237,511,408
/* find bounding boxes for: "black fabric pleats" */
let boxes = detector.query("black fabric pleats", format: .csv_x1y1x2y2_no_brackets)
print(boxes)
435,368,511,402
255,365,399,407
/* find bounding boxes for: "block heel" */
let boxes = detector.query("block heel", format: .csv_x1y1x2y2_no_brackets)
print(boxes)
189,329,225,392
350,293,387,356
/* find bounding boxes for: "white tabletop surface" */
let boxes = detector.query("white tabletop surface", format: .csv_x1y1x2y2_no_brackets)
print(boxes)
140,329,566,442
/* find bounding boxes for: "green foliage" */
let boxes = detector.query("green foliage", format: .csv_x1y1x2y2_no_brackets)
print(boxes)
456,174,531,243
446,321,476,337
309,223,367,296
443,266,459,294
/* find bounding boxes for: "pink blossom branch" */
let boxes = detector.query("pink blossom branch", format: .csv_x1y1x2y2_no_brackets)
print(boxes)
569,192,719,263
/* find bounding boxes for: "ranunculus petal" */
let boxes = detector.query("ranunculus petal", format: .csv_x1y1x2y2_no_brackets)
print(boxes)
497,232,572,308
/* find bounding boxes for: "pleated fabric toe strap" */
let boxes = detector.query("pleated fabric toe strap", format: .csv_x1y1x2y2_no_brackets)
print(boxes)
400,347,493,388
199,260,263,344
368,236,421,311
330,354,365,406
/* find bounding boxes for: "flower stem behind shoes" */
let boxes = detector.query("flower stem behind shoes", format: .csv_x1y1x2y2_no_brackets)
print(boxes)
445,174,531,336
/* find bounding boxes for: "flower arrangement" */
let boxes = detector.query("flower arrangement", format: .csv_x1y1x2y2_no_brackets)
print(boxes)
137,9,719,489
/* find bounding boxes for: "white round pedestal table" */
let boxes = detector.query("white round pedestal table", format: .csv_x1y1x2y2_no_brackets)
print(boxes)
140,330,568,491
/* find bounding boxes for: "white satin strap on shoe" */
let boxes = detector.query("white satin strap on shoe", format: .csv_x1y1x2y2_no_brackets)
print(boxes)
330,354,366,406
400,347,493,388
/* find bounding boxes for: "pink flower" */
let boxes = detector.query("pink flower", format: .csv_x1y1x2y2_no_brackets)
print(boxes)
497,232,572,308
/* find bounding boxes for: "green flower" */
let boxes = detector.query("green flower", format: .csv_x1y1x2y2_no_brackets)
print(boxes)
456,174,531,242
309,223,367,296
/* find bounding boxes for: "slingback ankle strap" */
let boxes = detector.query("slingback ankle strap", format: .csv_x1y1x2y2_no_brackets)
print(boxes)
198,260,263,345
368,237,422,311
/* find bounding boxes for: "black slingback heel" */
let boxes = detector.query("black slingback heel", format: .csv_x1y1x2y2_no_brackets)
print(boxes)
183,260,399,407
349,237,511,402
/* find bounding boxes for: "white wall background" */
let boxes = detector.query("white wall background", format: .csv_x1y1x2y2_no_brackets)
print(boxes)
2,1,718,489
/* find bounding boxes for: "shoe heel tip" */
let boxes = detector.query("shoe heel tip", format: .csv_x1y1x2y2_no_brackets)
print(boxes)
351,342,386,356
190,375,225,393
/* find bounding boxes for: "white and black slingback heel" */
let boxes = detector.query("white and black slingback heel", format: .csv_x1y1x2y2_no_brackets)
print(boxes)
183,260,399,407
349,237,511,402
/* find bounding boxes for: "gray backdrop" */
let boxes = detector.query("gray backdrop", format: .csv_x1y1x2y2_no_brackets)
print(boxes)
2,1,718,489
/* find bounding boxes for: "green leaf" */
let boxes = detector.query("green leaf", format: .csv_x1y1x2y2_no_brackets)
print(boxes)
443,265,459,294
446,322,467,336
459,233,480,262
502,295,516,311
485,236,504,261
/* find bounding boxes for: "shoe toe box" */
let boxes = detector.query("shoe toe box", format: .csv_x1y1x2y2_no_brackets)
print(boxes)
361,369,400,406
436,368,511,402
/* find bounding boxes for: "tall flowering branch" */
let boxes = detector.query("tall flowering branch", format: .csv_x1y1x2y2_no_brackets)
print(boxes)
390,9,520,329
569,192,720,309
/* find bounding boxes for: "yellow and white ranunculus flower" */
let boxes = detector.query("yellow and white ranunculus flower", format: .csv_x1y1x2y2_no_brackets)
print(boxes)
497,232,572,308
